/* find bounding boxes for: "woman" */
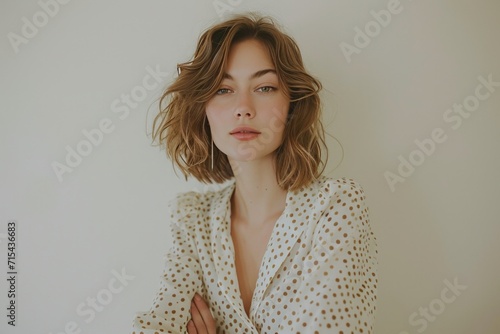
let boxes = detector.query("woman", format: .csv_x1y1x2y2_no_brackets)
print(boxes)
131,13,378,334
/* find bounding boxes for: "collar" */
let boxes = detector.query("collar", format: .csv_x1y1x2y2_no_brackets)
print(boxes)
209,176,327,323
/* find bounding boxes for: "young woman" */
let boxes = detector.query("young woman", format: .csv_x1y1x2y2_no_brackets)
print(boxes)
131,13,378,334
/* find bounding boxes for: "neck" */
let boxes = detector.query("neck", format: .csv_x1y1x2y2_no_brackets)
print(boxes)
229,156,287,226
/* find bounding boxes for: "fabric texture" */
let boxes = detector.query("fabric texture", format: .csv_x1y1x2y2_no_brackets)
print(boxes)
131,175,378,334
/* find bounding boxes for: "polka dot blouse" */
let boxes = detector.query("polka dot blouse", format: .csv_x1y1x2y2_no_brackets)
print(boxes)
131,176,378,333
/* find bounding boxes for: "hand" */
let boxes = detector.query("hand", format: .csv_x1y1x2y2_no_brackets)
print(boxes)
187,293,216,334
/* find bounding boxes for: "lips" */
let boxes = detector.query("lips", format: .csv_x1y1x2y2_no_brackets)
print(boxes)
229,127,261,141
229,127,261,134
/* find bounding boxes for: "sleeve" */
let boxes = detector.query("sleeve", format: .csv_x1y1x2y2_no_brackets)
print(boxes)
279,179,378,334
131,192,204,334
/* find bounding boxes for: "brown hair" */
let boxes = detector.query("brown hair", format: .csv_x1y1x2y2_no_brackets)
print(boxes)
152,13,327,191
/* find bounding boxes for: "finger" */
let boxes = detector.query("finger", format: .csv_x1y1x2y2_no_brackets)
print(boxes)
193,294,216,334
187,319,197,334
190,299,207,334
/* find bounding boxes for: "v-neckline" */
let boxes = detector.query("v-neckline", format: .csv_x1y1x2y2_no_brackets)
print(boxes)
225,186,290,320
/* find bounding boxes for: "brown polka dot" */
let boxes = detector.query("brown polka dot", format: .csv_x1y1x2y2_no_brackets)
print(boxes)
130,176,377,333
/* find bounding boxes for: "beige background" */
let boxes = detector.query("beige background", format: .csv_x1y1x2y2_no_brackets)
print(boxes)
1,0,499,333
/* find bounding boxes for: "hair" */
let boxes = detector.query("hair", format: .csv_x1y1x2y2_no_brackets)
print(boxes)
152,13,327,191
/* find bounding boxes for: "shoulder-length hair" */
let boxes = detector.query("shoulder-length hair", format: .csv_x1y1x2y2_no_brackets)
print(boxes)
152,13,327,191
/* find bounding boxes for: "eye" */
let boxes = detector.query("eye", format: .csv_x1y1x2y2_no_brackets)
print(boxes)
256,86,276,93
215,88,232,95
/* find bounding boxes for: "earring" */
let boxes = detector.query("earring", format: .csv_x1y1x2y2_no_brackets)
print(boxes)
211,138,214,170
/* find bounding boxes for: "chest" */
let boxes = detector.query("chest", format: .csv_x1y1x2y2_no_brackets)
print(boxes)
230,219,276,316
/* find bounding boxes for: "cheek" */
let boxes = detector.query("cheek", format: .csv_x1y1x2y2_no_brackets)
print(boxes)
205,97,231,118
205,96,230,112
205,108,226,137
266,104,288,134
205,100,216,117
270,95,290,120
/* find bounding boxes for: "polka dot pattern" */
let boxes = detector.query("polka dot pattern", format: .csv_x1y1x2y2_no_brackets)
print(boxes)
131,176,378,333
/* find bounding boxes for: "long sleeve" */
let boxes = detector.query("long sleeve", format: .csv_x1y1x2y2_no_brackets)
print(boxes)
278,180,378,333
131,192,204,334
130,177,377,333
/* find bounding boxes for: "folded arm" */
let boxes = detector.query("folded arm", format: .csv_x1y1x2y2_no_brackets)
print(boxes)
131,193,205,334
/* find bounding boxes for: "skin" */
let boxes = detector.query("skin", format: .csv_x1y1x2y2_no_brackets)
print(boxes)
188,38,291,332
188,293,216,334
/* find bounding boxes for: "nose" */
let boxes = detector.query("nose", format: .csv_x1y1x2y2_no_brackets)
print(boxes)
233,92,255,119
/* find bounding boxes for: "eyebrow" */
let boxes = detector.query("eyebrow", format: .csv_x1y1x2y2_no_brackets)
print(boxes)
222,69,277,80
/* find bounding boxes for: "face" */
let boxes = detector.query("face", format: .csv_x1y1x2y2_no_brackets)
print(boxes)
205,39,290,165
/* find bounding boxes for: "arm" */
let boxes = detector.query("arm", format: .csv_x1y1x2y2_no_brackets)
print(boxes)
131,192,205,334
279,180,378,333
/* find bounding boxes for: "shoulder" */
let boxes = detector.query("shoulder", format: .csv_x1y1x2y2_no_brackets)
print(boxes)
166,180,235,226
303,175,367,202
286,176,369,229
304,177,373,240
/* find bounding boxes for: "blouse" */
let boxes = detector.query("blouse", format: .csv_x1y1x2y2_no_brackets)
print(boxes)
131,175,378,333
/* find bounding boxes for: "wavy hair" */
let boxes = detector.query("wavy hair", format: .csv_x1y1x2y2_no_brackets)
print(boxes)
152,13,327,191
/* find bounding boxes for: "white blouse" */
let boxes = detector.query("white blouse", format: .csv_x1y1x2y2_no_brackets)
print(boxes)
131,176,378,333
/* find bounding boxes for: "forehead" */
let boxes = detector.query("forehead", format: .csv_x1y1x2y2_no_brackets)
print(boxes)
224,39,275,75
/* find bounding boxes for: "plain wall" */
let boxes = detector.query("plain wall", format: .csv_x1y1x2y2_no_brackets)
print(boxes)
1,0,499,333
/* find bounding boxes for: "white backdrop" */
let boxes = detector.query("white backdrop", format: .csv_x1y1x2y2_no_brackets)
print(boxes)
1,0,499,333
